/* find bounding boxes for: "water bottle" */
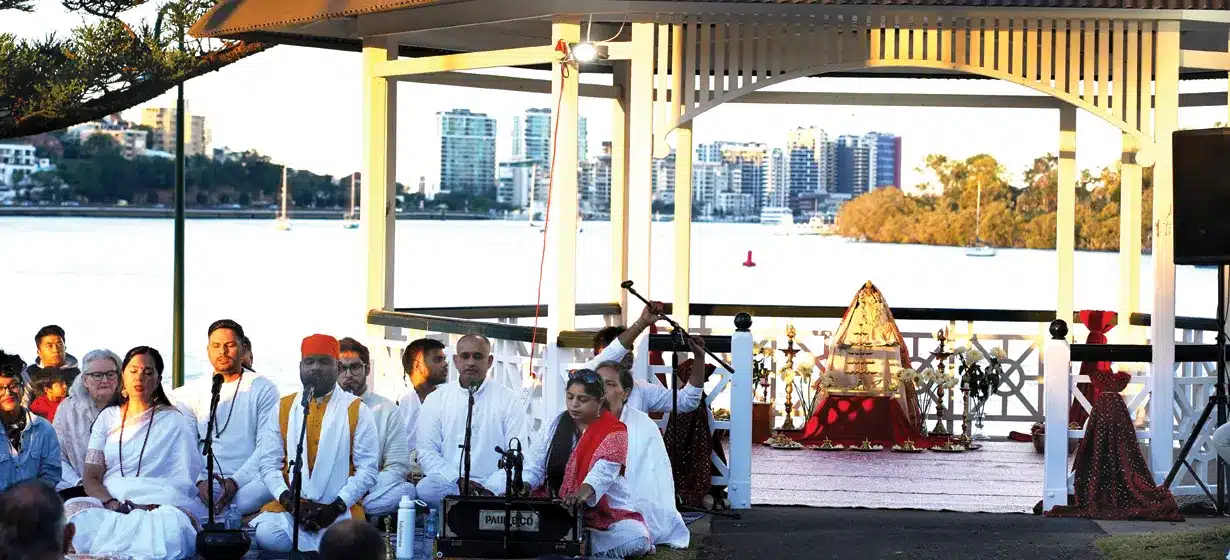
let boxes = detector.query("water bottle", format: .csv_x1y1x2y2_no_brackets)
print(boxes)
395,496,415,559
224,503,241,530
211,479,224,503
424,505,438,539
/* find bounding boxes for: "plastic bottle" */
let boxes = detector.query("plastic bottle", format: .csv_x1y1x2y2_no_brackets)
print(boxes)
224,503,241,530
395,495,416,559
424,505,438,539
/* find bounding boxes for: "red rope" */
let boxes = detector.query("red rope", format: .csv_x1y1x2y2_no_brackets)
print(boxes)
528,48,573,380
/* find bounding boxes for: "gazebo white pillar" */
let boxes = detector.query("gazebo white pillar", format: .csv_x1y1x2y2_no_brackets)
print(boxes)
1119,134,1143,343
626,22,656,320
610,62,632,324
1057,106,1077,323
361,37,400,392
672,24,693,328
1149,20,1181,481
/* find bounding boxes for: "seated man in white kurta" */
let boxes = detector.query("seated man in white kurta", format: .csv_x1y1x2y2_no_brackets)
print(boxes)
337,337,414,516
171,319,280,515
416,334,527,508
586,303,705,415
250,335,379,553
397,338,450,483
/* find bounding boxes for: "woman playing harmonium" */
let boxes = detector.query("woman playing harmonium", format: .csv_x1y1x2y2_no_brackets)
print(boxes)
65,346,207,559
488,369,652,558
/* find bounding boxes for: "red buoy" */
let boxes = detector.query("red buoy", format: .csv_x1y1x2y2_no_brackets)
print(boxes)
742,250,757,267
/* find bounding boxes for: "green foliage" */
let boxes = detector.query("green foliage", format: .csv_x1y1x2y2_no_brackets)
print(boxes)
838,153,1154,251
0,1,268,139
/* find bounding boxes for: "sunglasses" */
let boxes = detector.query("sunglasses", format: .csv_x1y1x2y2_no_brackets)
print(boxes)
568,369,602,385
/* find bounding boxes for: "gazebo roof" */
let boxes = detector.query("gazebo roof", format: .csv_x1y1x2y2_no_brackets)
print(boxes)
191,0,1230,79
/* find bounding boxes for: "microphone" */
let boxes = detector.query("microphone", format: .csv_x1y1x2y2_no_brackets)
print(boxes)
620,280,634,289
211,373,224,395
300,385,314,408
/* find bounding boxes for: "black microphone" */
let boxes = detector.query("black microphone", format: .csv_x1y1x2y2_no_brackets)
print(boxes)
211,373,224,395
620,280,634,289
300,385,314,408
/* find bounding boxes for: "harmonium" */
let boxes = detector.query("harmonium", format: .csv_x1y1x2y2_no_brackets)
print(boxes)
434,495,588,558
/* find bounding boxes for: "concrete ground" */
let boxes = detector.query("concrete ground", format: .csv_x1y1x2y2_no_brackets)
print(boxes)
692,507,1230,560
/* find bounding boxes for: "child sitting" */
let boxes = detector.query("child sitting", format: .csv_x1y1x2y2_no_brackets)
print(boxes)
29,376,68,422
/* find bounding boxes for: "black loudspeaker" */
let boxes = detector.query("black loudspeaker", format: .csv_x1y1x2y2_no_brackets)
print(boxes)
1173,128,1230,265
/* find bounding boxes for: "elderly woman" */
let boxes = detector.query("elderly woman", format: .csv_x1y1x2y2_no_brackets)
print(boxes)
53,349,120,499
64,346,206,559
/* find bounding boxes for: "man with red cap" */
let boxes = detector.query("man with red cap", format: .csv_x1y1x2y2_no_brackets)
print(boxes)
249,334,379,553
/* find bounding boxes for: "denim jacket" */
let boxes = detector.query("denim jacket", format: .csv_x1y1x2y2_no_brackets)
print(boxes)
0,410,62,491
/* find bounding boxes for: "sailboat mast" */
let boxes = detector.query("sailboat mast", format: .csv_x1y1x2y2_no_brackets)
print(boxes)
349,173,356,215
281,166,288,218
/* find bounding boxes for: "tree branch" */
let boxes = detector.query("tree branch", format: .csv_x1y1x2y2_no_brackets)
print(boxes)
1,40,270,139
0,0,35,12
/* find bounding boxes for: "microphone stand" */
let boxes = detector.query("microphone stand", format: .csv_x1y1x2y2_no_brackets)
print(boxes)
621,280,733,372
496,440,524,557
203,374,222,530
460,384,477,497
290,387,313,559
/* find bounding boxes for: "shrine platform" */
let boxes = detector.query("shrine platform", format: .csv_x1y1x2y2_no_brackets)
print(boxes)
749,439,1047,513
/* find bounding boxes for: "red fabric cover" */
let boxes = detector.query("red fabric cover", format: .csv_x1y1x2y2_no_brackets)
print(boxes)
1045,369,1183,521
29,395,61,422
560,410,644,530
1070,310,1116,428
569,410,624,485
660,357,719,506
796,395,945,448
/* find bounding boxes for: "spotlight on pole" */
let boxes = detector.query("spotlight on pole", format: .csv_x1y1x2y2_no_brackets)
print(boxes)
569,42,607,63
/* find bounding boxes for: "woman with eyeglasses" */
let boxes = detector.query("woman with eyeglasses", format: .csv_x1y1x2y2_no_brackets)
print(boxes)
489,369,652,558
65,346,207,559
52,349,120,499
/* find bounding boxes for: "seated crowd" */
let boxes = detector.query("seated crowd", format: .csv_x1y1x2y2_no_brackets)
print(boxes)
0,304,714,559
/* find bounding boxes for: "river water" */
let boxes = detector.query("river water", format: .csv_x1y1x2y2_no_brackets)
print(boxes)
0,217,1217,392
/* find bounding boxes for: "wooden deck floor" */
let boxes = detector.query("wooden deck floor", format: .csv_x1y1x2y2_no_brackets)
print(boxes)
749,440,1046,513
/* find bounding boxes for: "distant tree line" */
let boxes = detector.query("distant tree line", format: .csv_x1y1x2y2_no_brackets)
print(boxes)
21,133,514,213
836,153,1154,252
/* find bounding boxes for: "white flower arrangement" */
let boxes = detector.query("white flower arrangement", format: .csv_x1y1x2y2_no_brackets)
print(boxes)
990,347,1007,360
966,348,985,363
953,345,968,356
897,368,919,385
921,367,939,384
941,375,960,389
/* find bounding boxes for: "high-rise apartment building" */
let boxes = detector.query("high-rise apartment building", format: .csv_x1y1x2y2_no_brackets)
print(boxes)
835,134,871,196
437,109,497,194
764,147,789,208
718,142,768,211
141,105,211,157
785,126,835,196
862,131,902,190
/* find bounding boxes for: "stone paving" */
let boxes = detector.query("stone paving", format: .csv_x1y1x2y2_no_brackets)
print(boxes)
749,439,1046,513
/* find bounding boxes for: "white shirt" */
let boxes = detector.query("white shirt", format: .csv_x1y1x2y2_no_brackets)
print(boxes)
416,377,528,490
398,389,424,475
620,406,690,548
574,338,704,414
359,390,410,480
256,386,379,508
171,372,281,488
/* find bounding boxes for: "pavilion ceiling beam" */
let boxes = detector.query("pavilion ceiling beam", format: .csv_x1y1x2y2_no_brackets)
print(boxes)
589,1,1211,23
1180,49,1230,71
373,45,562,77
356,0,566,37
395,72,621,98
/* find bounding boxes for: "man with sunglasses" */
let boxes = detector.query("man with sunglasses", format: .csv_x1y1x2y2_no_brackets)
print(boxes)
0,350,61,491
337,337,413,518
171,319,281,516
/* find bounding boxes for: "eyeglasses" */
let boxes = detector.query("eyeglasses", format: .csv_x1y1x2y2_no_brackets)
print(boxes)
86,371,118,381
0,384,23,395
339,363,366,376
568,369,601,385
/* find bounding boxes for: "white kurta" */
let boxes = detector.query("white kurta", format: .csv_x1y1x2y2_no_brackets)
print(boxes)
358,389,414,514
575,338,704,414
620,406,690,548
415,378,527,503
250,386,379,552
66,406,207,560
495,414,651,559
171,372,280,513
397,389,423,477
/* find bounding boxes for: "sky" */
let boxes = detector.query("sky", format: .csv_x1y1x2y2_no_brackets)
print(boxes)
5,1,1230,191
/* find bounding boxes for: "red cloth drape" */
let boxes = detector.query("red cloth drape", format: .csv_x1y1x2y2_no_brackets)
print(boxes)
1070,310,1117,428
796,395,945,447
1045,369,1183,521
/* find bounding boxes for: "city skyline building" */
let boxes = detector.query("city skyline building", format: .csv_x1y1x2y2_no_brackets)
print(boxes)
437,108,497,194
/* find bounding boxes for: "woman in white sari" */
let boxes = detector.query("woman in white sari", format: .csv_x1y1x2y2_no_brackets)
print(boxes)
595,360,690,549
65,346,207,560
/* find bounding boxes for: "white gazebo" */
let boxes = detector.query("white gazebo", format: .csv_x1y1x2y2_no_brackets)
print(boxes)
192,0,1230,511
